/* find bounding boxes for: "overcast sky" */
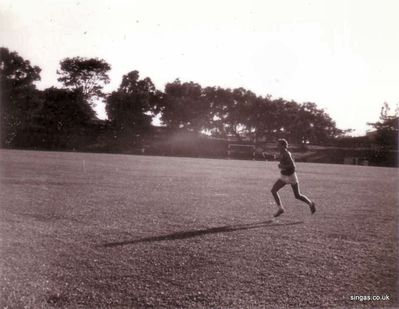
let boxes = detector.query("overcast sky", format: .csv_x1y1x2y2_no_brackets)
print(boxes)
1,0,398,135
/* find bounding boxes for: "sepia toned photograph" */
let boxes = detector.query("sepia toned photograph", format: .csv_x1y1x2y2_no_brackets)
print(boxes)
0,0,398,308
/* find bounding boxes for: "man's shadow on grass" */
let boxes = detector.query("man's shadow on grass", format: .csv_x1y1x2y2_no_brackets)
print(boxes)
100,220,303,248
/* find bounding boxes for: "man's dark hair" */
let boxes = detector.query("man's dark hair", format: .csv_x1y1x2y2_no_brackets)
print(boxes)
278,139,288,149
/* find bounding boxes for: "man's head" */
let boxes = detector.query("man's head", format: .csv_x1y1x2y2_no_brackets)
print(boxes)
277,138,288,150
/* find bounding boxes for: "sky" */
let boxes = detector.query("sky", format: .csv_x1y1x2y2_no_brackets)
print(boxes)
1,0,398,135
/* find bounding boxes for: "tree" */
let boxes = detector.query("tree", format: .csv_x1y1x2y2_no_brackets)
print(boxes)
203,86,233,137
106,70,161,141
31,87,96,149
367,102,398,147
40,87,95,128
57,57,111,106
245,95,278,142
160,79,210,133
269,100,341,144
0,47,42,147
224,88,258,139
287,102,340,144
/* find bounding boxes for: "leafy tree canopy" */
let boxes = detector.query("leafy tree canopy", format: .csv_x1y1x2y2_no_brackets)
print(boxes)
367,102,398,147
57,57,111,105
39,87,96,131
0,47,42,146
0,47,41,89
160,79,210,132
106,70,161,134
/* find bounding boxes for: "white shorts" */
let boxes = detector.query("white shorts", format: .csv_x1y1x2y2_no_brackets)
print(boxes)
279,172,298,185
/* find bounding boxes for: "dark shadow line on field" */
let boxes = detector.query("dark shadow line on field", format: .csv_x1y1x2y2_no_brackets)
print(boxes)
8,211,86,224
99,220,304,248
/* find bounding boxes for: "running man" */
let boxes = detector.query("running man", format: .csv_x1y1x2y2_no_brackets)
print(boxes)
268,139,316,217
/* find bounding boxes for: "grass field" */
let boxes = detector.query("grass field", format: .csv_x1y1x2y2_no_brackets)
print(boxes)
0,149,398,309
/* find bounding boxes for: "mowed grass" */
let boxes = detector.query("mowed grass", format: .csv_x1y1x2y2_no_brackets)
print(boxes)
0,149,398,309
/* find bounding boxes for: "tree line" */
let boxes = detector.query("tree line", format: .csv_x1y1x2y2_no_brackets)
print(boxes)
0,47,397,154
